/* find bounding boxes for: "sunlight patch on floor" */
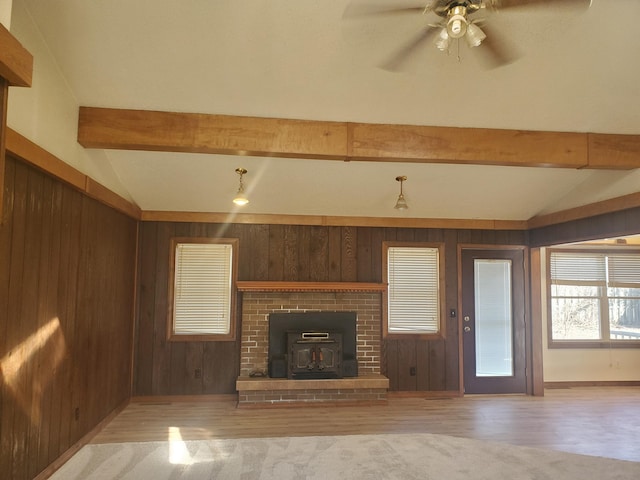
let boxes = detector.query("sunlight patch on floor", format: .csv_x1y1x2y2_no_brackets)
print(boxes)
168,426,194,465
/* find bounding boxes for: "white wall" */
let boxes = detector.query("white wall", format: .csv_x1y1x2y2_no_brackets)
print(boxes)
0,0,11,27
540,247,640,382
6,0,133,202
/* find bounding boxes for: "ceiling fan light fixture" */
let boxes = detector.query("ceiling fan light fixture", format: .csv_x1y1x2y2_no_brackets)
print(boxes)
465,23,486,48
232,167,249,206
435,28,450,51
446,6,468,39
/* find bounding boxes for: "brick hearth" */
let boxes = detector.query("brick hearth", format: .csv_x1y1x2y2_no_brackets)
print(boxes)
236,288,389,406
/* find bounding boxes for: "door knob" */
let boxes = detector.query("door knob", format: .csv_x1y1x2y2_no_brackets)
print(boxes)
464,326,471,333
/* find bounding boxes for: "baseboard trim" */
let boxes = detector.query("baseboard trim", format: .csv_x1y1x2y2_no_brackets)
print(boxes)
545,381,640,389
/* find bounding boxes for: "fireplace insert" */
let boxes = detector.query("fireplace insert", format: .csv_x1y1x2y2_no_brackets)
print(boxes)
268,312,358,379
287,331,342,379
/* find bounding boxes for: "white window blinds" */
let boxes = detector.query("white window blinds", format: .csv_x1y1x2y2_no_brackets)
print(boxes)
550,252,606,286
550,251,640,288
387,246,440,334
607,253,640,288
173,242,233,335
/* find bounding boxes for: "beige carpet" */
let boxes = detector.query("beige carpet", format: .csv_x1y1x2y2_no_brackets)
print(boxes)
49,433,640,479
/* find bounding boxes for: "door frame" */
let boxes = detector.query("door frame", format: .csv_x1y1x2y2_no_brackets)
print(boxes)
457,244,540,396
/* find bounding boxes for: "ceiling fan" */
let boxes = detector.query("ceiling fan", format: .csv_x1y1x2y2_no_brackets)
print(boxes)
343,0,591,70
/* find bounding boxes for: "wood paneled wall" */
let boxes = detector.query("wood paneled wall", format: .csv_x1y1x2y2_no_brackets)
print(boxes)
135,221,527,395
0,156,137,480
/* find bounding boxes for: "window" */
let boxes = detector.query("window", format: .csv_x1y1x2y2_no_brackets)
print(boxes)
383,242,444,338
168,238,238,341
548,249,640,347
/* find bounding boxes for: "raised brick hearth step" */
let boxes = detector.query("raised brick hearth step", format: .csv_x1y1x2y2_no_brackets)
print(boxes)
236,374,389,407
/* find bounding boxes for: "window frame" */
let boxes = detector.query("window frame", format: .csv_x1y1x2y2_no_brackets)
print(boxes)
167,237,239,342
382,241,446,340
546,247,640,349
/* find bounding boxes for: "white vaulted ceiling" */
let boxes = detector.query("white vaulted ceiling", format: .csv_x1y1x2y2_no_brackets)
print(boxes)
12,0,640,222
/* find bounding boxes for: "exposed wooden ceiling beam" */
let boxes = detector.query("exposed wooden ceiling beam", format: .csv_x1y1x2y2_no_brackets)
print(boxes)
0,23,33,87
78,107,640,170
78,107,347,160
588,133,640,169
349,123,586,168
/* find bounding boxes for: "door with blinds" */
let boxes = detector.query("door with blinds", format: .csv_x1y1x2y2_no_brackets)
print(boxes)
461,248,527,394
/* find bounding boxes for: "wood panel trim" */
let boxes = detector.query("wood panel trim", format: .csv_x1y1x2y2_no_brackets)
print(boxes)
141,210,529,230
527,190,640,230
0,79,6,225
6,128,86,189
236,281,386,293
78,107,640,170
0,23,33,87
5,128,141,219
545,381,640,388
529,248,545,396
85,177,141,220
129,224,141,395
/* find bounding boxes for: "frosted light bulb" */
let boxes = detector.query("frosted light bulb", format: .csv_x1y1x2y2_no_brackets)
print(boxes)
451,20,462,36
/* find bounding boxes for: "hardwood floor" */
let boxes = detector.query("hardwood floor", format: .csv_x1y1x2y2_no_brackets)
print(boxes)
91,387,640,463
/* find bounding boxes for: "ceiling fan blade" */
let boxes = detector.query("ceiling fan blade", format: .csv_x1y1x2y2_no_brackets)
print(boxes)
380,25,440,72
474,23,519,69
490,0,591,11
343,2,428,20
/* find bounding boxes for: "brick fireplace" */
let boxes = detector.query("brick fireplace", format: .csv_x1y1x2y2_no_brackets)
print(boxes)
235,282,389,406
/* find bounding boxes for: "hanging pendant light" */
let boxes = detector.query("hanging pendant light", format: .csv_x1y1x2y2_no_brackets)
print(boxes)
394,176,408,210
233,168,249,206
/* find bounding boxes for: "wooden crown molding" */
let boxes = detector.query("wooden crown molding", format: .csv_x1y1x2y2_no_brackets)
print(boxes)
78,106,640,170
141,210,529,230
